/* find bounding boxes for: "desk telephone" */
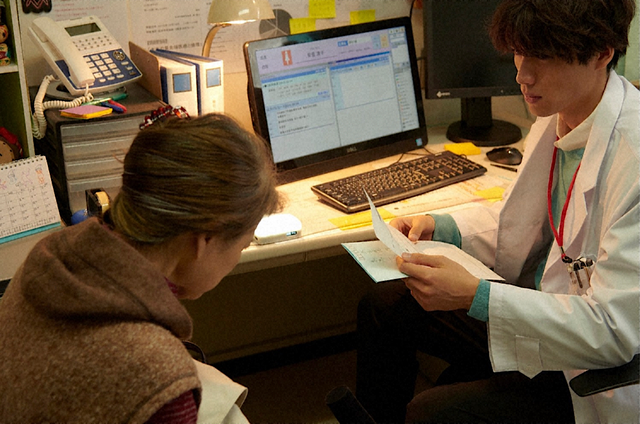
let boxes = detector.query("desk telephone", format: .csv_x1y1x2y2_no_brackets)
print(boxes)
28,16,143,139
29,15,141,96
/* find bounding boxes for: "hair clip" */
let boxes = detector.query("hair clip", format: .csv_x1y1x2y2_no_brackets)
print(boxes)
139,105,190,130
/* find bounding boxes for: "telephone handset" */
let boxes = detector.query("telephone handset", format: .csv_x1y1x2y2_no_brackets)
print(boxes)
29,15,141,96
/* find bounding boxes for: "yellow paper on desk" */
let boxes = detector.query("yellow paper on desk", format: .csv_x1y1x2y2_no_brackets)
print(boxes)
474,187,505,202
444,142,481,156
330,208,395,231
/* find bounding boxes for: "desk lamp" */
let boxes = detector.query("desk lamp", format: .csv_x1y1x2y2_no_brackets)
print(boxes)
202,0,275,57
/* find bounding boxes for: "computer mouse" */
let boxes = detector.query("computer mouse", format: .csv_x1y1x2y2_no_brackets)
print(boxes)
486,147,523,166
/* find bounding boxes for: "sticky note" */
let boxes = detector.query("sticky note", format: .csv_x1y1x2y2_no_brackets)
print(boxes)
309,0,336,18
60,105,112,119
329,208,395,231
474,187,505,202
444,142,482,156
290,17,316,34
350,9,376,25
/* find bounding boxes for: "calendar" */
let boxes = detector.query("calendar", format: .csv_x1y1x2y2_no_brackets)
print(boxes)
0,156,61,244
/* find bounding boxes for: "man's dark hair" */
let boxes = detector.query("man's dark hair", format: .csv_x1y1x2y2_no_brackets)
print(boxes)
489,0,636,70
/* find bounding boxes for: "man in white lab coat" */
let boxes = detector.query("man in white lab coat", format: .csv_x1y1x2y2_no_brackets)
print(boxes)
355,1,639,423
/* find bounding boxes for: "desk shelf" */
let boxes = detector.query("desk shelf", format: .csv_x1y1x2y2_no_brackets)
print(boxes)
0,0,34,158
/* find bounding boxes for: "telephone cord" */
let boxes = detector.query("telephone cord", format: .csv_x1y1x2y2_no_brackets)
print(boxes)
32,75,94,139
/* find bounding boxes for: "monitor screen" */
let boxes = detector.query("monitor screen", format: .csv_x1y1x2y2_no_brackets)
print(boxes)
423,0,522,146
244,17,427,182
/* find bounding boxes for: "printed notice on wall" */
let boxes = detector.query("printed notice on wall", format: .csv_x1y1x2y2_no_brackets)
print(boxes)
20,0,412,81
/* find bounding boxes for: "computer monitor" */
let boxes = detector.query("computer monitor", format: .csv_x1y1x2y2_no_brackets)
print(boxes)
423,0,522,147
244,17,427,183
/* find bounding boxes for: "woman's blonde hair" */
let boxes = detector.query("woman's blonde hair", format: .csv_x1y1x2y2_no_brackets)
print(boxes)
106,113,282,245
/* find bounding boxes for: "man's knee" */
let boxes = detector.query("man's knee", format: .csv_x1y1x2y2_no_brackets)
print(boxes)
357,280,411,328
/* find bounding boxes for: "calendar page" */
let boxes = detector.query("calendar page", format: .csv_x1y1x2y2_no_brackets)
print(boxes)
0,156,61,244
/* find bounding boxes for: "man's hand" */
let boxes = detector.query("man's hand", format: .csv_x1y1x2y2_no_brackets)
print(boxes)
389,215,436,242
396,253,480,311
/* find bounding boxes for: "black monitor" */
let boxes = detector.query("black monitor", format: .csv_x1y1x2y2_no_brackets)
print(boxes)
423,0,522,147
244,17,427,183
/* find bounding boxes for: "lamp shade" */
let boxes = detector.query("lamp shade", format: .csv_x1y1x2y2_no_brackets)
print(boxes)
207,0,275,25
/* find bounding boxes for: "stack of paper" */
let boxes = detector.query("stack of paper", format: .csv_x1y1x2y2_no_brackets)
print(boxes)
60,105,112,119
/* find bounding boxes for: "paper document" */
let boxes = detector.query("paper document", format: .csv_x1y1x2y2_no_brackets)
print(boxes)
367,191,419,256
343,191,504,283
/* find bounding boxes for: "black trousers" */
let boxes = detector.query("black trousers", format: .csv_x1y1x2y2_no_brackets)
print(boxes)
355,280,575,424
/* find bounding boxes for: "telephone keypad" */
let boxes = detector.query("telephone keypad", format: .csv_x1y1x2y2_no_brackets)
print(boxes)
78,48,141,90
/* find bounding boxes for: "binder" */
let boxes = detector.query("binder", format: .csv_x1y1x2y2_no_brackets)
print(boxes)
0,156,61,244
128,42,198,116
155,53,199,117
152,49,224,115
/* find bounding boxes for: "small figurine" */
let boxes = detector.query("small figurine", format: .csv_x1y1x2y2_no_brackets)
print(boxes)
0,23,7,43
0,127,23,163
0,0,10,66
0,1,7,43
0,43,10,66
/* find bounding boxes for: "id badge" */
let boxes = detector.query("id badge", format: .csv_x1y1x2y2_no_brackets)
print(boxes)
567,257,594,295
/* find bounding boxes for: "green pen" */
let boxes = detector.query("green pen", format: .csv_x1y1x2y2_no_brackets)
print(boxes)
83,91,128,106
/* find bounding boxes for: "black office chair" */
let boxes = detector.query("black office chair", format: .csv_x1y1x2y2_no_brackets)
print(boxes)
325,386,376,424
569,353,639,397
433,355,640,397
183,340,207,364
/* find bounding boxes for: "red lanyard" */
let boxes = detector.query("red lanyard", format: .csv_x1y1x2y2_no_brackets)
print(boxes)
547,146,581,264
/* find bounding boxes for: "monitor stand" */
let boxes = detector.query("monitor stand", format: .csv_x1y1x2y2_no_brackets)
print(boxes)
446,97,522,147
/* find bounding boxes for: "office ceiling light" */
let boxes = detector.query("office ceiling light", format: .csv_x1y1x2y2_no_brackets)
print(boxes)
202,0,275,56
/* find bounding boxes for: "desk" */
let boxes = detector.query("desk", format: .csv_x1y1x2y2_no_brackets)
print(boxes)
0,228,61,281
0,126,528,361
234,125,526,274
186,125,529,362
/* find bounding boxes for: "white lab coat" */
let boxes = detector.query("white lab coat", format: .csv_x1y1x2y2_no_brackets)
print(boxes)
449,71,640,424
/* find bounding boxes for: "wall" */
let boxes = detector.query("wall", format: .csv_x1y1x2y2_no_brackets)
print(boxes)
623,3,640,83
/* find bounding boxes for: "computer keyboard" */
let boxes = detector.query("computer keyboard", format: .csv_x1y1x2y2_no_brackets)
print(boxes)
310,150,487,213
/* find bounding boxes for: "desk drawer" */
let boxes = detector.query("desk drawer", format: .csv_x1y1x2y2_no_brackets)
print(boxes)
62,135,134,161
65,155,125,179
60,117,141,142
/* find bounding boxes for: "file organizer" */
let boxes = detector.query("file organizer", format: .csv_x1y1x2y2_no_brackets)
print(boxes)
34,83,164,224
0,155,61,244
